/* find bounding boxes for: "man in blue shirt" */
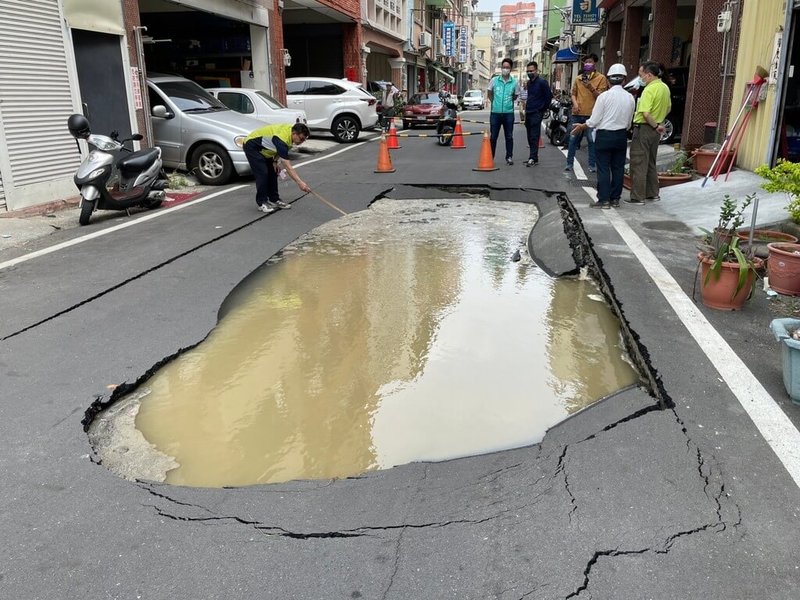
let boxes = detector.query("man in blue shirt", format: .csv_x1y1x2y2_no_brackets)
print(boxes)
487,57,520,165
522,61,552,166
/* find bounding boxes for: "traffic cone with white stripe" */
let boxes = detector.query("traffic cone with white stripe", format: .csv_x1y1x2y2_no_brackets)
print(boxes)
451,117,466,149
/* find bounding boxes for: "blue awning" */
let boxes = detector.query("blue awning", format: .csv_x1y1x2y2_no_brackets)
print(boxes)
553,48,580,63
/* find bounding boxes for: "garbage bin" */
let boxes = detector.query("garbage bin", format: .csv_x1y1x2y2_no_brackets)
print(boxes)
769,318,800,405
703,122,718,144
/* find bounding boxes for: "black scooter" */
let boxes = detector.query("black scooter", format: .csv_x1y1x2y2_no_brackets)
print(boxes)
67,114,168,225
546,92,572,147
437,93,460,146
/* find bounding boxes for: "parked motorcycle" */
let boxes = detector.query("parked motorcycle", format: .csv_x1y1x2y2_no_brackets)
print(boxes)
67,114,168,226
436,93,460,146
546,92,572,147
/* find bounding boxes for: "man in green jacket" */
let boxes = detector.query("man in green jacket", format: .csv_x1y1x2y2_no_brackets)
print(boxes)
244,122,312,213
487,57,520,165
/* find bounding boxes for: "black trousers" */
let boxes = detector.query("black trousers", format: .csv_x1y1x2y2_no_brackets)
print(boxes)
244,140,279,206
594,129,628,203
524,111,544,161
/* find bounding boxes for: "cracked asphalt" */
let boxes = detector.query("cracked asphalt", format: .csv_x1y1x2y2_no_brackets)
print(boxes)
1,119,799,599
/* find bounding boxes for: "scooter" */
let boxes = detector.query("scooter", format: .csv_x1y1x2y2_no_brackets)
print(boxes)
67,114,168,226
546,92,572,148
436,93,460,146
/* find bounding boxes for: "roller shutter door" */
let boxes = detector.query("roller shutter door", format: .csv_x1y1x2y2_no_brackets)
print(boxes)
0,0,80,195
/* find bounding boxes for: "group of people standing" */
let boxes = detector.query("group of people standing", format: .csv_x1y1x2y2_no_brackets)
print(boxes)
487,55,672,209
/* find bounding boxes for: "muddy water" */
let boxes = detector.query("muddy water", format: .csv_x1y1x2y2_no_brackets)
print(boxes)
100,198,640,487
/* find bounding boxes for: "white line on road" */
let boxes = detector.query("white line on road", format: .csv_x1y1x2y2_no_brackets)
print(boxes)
582,185,800,489
561,147,588,180
0,139,370,273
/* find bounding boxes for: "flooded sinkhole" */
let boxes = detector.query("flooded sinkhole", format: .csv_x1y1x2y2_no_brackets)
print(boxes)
89,197,641,487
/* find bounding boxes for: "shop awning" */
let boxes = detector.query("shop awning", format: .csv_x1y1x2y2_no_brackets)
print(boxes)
553,47,580,63
431,64,455,83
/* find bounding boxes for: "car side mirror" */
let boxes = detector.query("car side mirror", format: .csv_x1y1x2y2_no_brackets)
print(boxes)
152,105,173,119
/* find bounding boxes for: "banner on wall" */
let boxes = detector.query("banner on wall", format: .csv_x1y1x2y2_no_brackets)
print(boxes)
571,0,599,25
443,21,456,57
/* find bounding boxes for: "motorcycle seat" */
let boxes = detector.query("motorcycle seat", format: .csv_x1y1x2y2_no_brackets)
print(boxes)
118,148,160,175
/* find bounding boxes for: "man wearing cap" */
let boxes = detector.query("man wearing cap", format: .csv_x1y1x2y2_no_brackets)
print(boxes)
626,61,671,205
571,64,635,208
244,122,312,213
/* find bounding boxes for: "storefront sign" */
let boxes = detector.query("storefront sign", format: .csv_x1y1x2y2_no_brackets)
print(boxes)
458,27,468,63
769,31,783,85
571,0,599,25
443,21,456,57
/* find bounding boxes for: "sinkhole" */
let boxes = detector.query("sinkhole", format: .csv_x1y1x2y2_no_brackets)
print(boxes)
87,195,642,487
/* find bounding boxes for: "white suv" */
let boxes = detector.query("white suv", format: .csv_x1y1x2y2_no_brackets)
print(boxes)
285,77,379,142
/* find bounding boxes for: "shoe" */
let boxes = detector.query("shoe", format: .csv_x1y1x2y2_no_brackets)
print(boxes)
610,199,620,207
273,200,292,209
525,159,537,167
623,197,645,205
646,196,661,202
258,203,275,214
590,201,610,209
588,166,596,173
506,158,514,166
564,165,572,171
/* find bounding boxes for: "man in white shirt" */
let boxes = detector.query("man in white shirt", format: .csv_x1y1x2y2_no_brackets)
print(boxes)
571,63,635,208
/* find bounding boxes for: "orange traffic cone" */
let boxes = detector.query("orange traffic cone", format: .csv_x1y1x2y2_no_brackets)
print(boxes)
375,134,396,173
538,128,545,148
387,118,401,149
451,117,466,150
473,131,499,172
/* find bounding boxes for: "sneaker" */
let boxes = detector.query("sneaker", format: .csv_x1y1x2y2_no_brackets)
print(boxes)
265,200,280,211
506,158,514,166
590,201,609,209
623,197,645,205
257,203,275,214
610,199,620,207
564,165,573,171
646,196,661,202
588,166,596,173
525,159,537,167
273,200,292,209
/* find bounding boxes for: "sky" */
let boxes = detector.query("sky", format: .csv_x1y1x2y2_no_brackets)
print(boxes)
473,0,543,21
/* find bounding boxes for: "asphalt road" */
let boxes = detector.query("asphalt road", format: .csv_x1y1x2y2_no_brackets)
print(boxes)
2,111,799,599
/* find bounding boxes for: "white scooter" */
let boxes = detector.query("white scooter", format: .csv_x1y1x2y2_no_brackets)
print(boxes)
67,114,168,225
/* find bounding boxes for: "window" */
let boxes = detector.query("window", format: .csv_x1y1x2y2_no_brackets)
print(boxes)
305,82,345,95
287,81,306,95
217,92,254,114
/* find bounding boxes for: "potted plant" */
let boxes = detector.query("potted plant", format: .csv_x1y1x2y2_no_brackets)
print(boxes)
623,152,692,190
696,193,763,310
657,151,693,186
755,159,800,224
693,144,734,176
736,228,798,259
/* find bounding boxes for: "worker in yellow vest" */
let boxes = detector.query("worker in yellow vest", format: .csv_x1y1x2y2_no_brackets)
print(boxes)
244,122,311,213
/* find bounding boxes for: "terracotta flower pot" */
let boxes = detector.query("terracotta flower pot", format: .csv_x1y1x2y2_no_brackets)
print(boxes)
737,230,799,259
767,242,800,296
692,149,734,176
657,172,692,187
698,253,761,310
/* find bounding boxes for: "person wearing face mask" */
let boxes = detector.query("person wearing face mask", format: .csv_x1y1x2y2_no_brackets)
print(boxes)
565,54,608,173
487,57,520,166
522,61,552,167
625,61,671,205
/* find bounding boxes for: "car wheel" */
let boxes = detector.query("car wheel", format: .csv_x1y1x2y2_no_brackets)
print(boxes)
191,143,234,185
660,118,676,144
331,115,360,143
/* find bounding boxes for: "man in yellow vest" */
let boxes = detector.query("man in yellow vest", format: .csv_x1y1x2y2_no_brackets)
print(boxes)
625,61,671,205
244,122,312,213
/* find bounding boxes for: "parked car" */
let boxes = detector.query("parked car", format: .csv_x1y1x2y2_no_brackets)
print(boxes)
207,88,307,126
147,73,266,185
402,92,445,129
461,89,485,110
285,77,379,142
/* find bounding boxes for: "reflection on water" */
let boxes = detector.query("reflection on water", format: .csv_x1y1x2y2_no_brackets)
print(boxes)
104,199,639,487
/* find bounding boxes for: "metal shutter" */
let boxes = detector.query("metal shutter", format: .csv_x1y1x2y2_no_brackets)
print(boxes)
0,0,80,190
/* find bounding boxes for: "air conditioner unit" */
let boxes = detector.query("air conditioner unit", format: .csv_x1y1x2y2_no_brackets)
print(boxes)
438,39,447,57
419,31,432,48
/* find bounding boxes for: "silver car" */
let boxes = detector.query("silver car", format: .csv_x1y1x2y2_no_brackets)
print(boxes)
147,74,266,185
207,88,307,126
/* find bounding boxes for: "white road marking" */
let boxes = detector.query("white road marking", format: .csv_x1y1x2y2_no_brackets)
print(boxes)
582,185,800,489
0,140,371,272
561,147,588,180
